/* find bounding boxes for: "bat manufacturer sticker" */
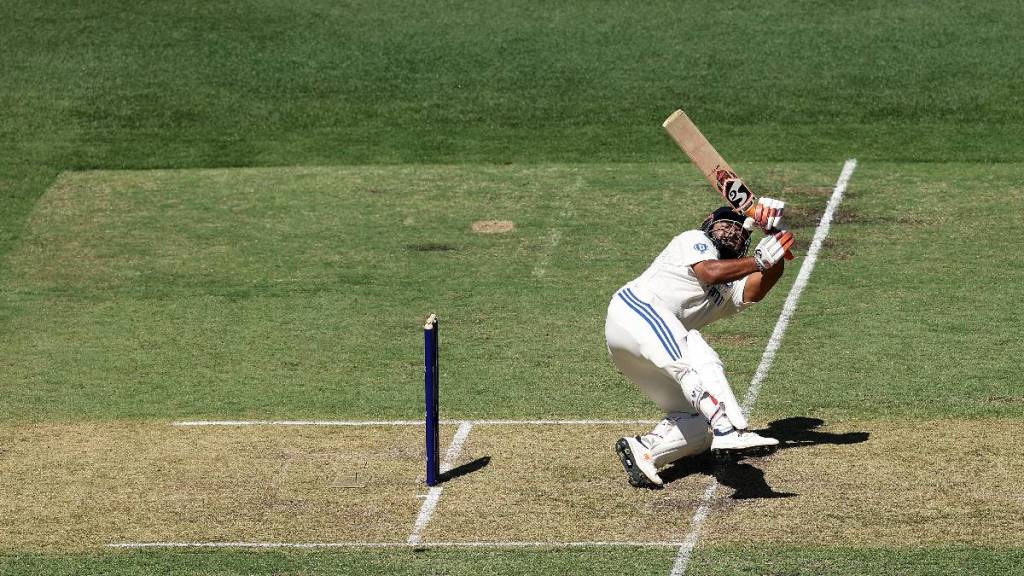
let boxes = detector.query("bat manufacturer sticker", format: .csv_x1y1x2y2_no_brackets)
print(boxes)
715,169,752,211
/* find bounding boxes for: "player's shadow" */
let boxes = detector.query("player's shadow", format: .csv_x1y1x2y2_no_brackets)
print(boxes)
659,417,869,499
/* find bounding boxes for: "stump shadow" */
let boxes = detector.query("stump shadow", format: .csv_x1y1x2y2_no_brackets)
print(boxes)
438,456,491,484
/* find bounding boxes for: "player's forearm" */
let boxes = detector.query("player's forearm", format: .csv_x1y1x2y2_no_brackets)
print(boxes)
743,258,785,303
691,258,760,285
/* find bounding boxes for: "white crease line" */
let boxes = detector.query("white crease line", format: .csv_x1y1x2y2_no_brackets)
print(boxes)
407,421,473,545
669,158,858,576
107,540,687,549
172,419,658,427
670,481,717,573
408,486,443,542
470,419,657,425
440,421,473,474
741,158,859,412
173,420,426,426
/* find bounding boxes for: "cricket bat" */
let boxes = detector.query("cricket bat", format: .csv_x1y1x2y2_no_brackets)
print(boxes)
662,108,793,259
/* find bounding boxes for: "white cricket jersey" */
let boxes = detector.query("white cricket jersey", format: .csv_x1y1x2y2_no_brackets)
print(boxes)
625,229,752,331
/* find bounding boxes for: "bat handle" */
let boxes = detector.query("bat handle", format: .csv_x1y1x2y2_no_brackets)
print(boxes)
744,208,795,260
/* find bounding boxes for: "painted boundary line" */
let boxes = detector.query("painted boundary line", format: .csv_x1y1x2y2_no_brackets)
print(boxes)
668,158,857,576
172,419,658,427
407,421,473,544
108,540,687,549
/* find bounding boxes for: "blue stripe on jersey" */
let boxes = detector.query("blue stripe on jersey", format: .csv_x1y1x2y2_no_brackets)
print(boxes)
617,290,680,361
623,288,682,359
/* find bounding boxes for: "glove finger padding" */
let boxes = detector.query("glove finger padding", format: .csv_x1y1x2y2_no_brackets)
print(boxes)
753,197,785,231
776,230,795,252
769,198,785,230
753,232,789,271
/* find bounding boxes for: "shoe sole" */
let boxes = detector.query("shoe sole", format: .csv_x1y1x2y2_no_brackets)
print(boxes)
711,444,778,461
615,438,657,489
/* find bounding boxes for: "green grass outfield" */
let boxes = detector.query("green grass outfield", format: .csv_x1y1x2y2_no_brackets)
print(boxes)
1,162,1021,422
2,0,1023,574
4,546,1024,576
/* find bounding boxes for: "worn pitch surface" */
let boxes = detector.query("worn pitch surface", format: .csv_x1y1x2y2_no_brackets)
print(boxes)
0,423,433,549
1,420,1022,551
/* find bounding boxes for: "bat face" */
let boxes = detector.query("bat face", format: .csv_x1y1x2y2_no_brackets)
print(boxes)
663,108,795,260
662,109,753,213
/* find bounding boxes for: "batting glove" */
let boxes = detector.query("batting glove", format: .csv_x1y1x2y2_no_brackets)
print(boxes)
753,197,785,232
753,231,795,271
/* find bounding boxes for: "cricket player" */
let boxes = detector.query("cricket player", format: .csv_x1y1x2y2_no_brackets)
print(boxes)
606,198,795,488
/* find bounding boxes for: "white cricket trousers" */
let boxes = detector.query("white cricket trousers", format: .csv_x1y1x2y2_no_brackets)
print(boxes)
605,287,712,459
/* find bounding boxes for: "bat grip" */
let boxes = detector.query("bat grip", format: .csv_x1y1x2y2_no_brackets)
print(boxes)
744,207,795,260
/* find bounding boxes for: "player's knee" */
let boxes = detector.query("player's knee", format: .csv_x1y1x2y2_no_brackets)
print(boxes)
685,329,723,367
674,368,703,410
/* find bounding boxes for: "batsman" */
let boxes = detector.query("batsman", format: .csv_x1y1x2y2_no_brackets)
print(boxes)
605,198,795,488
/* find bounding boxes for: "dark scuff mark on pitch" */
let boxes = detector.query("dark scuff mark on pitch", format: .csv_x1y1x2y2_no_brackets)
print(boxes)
406,243,458,252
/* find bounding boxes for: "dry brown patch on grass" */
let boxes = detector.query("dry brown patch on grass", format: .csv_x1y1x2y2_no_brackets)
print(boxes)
426,424,707,543
707,419,1024,547
0,422,434,550
471,220,516,234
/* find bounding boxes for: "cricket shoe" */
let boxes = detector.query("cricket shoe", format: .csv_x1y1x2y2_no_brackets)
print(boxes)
710,428,779,455
615,436,663,488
